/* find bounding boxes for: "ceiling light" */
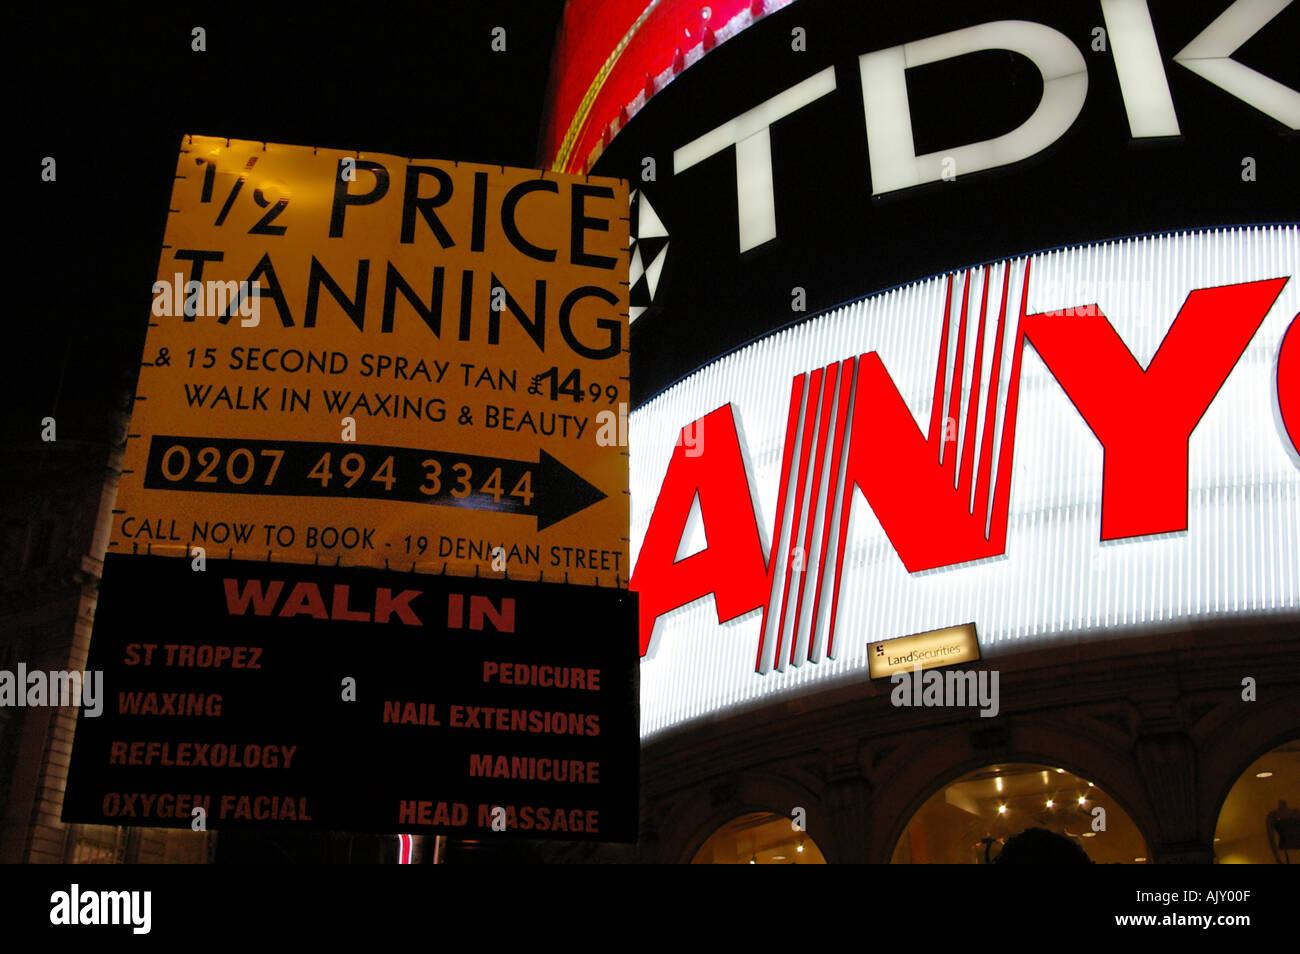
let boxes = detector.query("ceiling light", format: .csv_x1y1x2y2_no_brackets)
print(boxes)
1046,799,1054,808
1255,771,1273,778
1078,795,1087,805
1134,857,1146,862
998,804,1007,815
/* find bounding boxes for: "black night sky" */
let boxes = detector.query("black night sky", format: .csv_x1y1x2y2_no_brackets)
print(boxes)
10,3,566,448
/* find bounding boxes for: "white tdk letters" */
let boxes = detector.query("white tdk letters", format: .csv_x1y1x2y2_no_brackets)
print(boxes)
673,68,837,252
1171,0,1300,130
669,3,1298,249
860,21,1088,195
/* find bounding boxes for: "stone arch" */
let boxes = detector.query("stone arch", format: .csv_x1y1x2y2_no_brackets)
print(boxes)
1197,694,1300,851
870,716,1153,863
662,769,827,863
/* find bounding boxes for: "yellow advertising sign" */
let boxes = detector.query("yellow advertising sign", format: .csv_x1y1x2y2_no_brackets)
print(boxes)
113,136,630,586
867,623,982,679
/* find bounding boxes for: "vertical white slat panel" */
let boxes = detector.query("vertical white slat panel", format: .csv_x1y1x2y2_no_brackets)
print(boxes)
632,226,1299,738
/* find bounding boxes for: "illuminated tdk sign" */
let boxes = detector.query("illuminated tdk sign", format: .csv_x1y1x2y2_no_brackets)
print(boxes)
671,2,1300,251
628,227,1299,736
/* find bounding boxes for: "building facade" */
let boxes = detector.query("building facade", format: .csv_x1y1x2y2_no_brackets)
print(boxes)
545,0,1300,863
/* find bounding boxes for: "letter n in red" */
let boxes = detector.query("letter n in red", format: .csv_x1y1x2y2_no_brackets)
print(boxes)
824,264,1030,658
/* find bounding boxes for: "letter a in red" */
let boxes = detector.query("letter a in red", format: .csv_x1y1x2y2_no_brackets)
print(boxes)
630,406,768,656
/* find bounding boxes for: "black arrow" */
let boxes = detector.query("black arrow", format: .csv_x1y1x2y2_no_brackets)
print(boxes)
534,449,608,530
142,435,609,530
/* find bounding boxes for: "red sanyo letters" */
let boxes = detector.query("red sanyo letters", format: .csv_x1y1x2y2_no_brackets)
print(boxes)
631,269,1293,668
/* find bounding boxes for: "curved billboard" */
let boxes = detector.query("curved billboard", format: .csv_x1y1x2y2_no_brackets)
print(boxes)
630,226,1298,735
576,0,1299,737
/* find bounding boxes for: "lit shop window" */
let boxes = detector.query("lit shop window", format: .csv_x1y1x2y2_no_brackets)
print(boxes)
1214,738,1300,864
65,825,124,864
891,763,1147,864
692,812,826,864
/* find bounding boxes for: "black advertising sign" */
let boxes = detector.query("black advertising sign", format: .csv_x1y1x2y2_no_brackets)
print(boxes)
64,554,638,842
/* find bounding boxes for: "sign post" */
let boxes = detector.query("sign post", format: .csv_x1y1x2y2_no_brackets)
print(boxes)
64,136,638,843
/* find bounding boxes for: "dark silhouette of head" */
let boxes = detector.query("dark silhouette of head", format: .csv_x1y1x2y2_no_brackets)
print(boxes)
993,827,1093,864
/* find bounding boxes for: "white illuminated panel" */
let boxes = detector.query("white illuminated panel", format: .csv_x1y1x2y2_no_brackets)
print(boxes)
631,226,1300,738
